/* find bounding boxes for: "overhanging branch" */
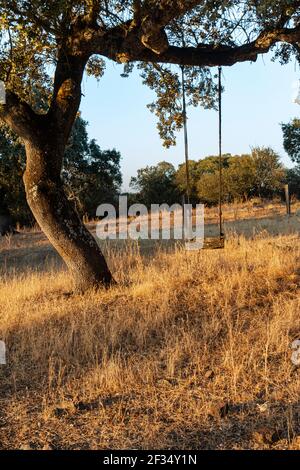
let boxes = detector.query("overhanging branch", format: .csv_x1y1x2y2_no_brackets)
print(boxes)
89,24,300,67
0,91,40,141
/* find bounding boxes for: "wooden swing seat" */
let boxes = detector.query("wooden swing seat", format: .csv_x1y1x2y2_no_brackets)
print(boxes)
185,234,225,250
203,234,225,250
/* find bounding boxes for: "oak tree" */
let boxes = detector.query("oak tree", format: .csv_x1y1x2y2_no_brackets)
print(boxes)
0,1,300,290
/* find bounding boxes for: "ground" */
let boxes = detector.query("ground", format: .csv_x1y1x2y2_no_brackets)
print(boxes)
0,200,300,450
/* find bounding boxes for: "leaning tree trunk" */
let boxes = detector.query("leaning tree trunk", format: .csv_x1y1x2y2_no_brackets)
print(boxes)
23,140,114,292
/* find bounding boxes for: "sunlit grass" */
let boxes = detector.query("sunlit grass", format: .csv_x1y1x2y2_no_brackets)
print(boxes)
1,215,300,449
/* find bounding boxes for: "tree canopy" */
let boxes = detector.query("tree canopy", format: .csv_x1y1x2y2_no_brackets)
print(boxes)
1,1,300,146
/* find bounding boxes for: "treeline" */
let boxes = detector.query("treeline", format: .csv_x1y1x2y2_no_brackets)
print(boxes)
129,147,296,207
128,118,300,208
2,115,300,227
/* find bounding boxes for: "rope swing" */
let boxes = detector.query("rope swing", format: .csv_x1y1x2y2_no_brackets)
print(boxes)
181,65,225,250
218,66,224,241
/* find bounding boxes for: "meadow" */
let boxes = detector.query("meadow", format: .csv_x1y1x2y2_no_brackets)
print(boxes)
0,200,300,450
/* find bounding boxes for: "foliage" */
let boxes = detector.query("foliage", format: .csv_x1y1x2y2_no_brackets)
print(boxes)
130,161,180,207
250,147,285,197
176,155,231,204
286,165,300,199
1,1,300,145
0,126,31,223
139,63,218,148
197,148,285,204
0,1,299,249
63,116,123,217
282,118,300,164
175,160,203,204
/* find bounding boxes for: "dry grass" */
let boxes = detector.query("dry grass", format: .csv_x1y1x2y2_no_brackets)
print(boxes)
204,198,300,223
1,204,300,449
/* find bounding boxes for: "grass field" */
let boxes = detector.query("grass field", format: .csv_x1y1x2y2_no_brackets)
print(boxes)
0,201,300,449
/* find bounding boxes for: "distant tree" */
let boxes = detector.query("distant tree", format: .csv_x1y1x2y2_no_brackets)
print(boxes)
225,154,256,201
286,166,300,199
251,147,285,198
0,127,31,224
175,160,202,204
197,171,221,205
196,148,285,205
130,161,180,207
63,117,122,217
176,155,231,204
282,119,300,163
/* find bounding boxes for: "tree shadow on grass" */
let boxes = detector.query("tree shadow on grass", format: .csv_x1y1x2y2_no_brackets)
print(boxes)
0,287,175,397
0,243,63,276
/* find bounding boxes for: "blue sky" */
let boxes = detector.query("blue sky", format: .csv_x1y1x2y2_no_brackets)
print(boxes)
80,53,300,191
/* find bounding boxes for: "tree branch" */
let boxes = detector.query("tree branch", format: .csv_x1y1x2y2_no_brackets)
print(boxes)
82,0,102,28
0,91,41,142
138,0,203,53
7,1,57,35
89,24,300,67
47,52,87,144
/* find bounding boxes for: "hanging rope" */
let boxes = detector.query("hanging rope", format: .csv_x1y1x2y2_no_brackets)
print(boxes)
218,66,223,239
180,64,224,246
181,65,191,205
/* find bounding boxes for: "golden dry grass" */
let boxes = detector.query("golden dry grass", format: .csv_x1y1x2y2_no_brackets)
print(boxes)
1,205,300,449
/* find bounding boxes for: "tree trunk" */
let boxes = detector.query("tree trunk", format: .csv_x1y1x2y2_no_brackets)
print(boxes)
23,140,114,291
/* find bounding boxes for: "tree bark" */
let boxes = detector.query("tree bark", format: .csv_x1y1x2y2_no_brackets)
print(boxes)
23,140,114,291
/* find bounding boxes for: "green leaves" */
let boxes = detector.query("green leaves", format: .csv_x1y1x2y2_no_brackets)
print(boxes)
282,118,300,163
196,148,285,204
86,56,106,81
130,161,180,206
130,148,285,207
0,124,31,223
0,114,123,220
63,116,122,216
139,62,217,147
